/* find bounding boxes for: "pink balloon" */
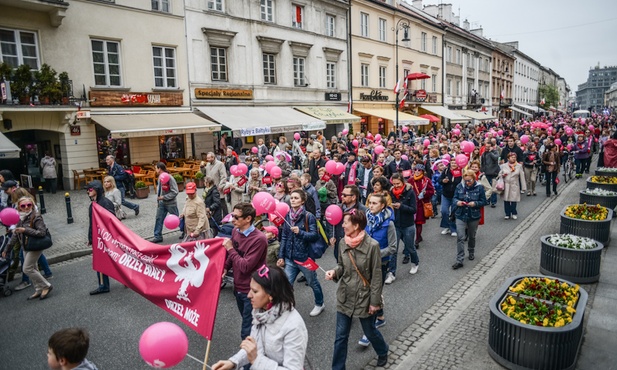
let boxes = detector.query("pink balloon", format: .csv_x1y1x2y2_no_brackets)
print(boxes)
264,161,277,174
352,139,359,147
588,125,595,131
275,201,290,219
374,145,385,155
164,214,180,230
0,207,19,226
455,124,461,129
388,140,393,145
497,130,504,136
375,134,382,142
423,139,430,147
325,204,343,225
461,141,474,154
265,155,274,162
230,165,239,176
251,146,258,154
237,163,248,175
520,135,530,144
452,129,460,136
554,139,562,146
566,128,573,136
325,160,337,174
401,154,409,161
252,192,276,215
567,144,573,151
139,322,188,368
442,154,451,162
402,126,409,133
375,139,382,145
334,162,346,175
342,129,349,136
158,172,171,184
270,166,282,178
294,132,301,140
455,154,468,167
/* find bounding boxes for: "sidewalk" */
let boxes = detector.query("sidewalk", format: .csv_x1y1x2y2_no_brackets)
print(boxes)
363,171,617,370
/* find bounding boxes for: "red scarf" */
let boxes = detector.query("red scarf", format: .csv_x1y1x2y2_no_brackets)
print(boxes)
392,185,404,199
451,168,462,178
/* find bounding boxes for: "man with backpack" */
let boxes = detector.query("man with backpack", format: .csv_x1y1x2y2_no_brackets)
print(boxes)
106,155,139,216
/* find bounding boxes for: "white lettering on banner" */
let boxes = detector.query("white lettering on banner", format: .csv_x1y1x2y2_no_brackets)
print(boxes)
239,126,272,137
97,238,121,261
184,307,200,326
144,263,167,282
165,299,184,316
118,253,144,273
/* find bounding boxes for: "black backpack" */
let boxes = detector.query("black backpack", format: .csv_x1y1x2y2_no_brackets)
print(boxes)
305,191,317,217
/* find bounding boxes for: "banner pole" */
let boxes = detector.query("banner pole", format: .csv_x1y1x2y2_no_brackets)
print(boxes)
203,339,212,370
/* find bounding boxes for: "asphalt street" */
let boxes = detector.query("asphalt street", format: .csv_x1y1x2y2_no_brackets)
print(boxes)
0,184,555,370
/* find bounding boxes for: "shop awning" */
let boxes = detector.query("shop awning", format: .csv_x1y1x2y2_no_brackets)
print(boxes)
513,103,538,113
294,106,361,124
353,108,429,126
509,106,532,117
457,110,496,121
0,132,20,159
91,113,220,138
196,107,326,137
420,105,469,122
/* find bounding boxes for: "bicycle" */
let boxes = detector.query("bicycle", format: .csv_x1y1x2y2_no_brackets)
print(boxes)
563,151,575,183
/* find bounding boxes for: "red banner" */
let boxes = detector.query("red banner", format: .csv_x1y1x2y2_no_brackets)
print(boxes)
91,203,226,340
294,258,319,271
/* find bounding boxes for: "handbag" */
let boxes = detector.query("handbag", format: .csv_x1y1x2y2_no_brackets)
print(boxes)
115,205,127,220
493,177,505,194
413,179,434,218
24,216,53,252
305,215,328,259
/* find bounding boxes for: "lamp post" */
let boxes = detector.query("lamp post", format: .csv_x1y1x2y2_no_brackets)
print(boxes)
394,19,410,139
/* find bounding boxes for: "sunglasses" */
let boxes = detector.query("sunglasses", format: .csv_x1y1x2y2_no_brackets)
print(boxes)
19,203,33,209
231,214,245,220
341,193,353,197
258,264,269,279
87,188,94,192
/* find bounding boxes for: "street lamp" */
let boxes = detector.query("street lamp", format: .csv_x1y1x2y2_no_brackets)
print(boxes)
394,19,410,139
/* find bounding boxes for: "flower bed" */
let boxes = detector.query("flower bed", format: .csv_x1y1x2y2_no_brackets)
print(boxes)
579,188,617,210
540,235,604,283
488,275,588,370
595,167,617,177
560,204,612,246
587,176,617,192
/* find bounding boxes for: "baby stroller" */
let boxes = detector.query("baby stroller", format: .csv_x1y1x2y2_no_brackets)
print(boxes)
0,234,13,297
122,168,137,199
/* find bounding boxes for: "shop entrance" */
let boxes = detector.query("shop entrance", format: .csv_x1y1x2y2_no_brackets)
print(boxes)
4,130,59,190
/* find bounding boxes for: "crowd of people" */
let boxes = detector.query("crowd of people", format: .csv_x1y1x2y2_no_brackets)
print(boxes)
2,112,617,369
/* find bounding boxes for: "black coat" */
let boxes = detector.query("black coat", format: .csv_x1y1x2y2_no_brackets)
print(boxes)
386,159,412,179
87,180,115,244
203,186,222,224
389,184,417,229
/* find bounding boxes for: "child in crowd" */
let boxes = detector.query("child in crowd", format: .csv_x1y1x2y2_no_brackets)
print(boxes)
263,225,280,265
47,328,98,370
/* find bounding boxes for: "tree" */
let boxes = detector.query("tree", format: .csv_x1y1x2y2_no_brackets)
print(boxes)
539,84,559,108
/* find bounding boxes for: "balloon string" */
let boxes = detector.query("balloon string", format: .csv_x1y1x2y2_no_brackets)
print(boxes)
186,353,209,367
275,210,293,228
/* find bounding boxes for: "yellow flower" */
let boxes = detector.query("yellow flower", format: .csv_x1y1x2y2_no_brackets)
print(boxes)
508,296,516,305
557,309,563,315
520,320,527,324
567,306,576,314
543,318,549,326
555,319,565,327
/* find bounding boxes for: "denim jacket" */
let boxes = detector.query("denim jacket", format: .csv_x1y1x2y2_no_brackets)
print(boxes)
453,181,487,222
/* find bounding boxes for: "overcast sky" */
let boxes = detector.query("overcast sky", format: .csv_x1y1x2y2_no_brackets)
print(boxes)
420,0,617,94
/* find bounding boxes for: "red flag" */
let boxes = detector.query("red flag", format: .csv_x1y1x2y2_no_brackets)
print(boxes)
393,77,402,94
295,6,302,23
294,258,319,271
91,203,226,340
399,91,408,109
500,89,504,99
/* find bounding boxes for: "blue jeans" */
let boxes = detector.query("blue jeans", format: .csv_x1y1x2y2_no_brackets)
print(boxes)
153,201,179,240
19,249,52,283
119,186,139,211
504,201,518,216
440,196,456,232
484,175,498,205
388,225,417,275
332,312,389,370
234,291,253,340
431,189,442,215
97,272,110,290
284,258,324,306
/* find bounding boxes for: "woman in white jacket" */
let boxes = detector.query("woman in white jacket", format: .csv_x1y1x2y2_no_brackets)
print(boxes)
213,264,308,370
103,176,125,220
498,152,527,220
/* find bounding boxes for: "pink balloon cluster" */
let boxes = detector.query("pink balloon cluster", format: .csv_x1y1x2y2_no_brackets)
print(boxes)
230,163,248,177
460,141,475,154
252,191,276,215
325,160,345,175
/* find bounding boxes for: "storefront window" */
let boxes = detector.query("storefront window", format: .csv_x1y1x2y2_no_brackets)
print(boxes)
160,135,184,160
97,135,130,167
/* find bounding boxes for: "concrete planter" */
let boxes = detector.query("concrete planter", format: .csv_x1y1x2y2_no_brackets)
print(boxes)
579,191,617,210
560,205,612,246
539,235,604,283
488,275,588,370
594,169,617,177
586,177,617,192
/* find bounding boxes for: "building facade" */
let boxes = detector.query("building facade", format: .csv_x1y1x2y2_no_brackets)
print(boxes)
490,45,514,119
576,65,617,112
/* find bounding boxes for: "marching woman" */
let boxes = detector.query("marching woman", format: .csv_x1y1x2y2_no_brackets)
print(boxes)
326,210,389,369
452,170,487,269
522,143,540,196
388,173,418,278
468,161,491,226
499,152,526,219
409,164,434,249
212,265,308,370
438,158,463,236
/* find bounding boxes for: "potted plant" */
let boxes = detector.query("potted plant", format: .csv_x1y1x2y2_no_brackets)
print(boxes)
194,171,205,188
595,167,617,177
560,203,613,245
58,71,71,105
0,62,12,81
173,173,185,192
580,188,617,210
135,181,150,199
33,64,61,105
540,234,604,283
488,275,588,370
586,175,617,192
11,64,33,105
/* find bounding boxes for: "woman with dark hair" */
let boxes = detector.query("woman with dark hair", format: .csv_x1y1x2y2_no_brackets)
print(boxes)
388,173,418,278
203,176,222,225
326,210,389,368
409,163,434,251
366,176,392,208
212,264,308,370
272,179,290,205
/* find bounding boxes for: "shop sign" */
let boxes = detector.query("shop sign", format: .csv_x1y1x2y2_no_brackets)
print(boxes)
325,92,341,101
239,126,271,137
195,88,253,100
70,125,81,136
302,122,326,131
89,91,183,107
76,110,91,120
428,94,437,103
359,90,389,101
414,89,427,102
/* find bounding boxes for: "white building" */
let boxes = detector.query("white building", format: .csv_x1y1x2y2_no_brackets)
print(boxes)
498,41,541,115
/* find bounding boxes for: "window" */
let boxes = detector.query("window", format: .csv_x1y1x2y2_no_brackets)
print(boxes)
152,46,176,88
360,13,369,37
432,36,437,55
292,4,303,29
263,53,276,84
379,66,386,88
210,47,227,81
0,28,40,69
455,49,461,65
360,64,369,87
378,18,386,41
446,46,452,63
326,62,336,88
326,14,335,37
261,0,273,22
432,74,437,92
207,0,222,11
91,39,121,86
403,69,410,78
456,81,460,95
421,78,426,90
151,0,170,12
421,32,427,52
447,79,451,95
293,57,305,86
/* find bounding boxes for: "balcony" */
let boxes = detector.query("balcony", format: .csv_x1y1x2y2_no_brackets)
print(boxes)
0,0,69,27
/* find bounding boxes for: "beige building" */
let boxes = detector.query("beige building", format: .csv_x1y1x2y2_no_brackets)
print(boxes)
491,46,515,119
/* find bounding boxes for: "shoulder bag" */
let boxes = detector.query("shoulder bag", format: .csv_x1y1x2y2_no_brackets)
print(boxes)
24,216,53,252
413,179,434,218
304,214,328,259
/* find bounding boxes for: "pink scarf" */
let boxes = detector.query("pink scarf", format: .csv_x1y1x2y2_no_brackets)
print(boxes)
347,162,357,185
345,231,366,248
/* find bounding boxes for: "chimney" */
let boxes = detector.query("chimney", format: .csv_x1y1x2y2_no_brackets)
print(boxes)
463,19,470,31
441,4,453,22
470,28,483,37
412,0,422,9
423,4,438,17
452,15,460,26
